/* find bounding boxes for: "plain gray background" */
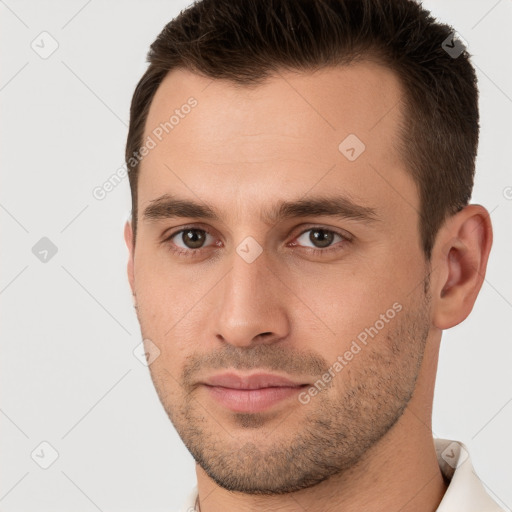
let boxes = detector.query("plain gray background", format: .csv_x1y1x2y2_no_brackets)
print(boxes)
1,0,511,510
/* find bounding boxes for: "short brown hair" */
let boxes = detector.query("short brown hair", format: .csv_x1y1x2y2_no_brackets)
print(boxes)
126,0,479,259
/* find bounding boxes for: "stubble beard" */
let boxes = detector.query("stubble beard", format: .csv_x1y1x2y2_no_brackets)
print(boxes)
144,280,431,495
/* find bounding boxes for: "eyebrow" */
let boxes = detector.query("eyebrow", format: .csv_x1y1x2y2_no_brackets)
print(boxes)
142,193,379,225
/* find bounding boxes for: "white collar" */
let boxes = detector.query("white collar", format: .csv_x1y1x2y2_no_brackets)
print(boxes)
435,438,504,511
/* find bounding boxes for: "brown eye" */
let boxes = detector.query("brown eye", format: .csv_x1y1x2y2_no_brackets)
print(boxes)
295,228,346,249
179,229,207,249
162,226,216,257
308,228,336,248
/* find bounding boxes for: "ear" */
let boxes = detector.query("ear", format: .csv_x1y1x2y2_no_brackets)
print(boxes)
124,218,136,298
431,204,493,330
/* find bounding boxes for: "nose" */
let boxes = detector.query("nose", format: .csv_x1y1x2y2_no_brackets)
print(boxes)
213,244,290,348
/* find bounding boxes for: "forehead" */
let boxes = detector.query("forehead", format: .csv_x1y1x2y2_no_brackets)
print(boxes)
144,61,404,149
138,62,417,226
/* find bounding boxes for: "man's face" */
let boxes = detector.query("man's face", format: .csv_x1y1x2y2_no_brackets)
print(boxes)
126,62,433,493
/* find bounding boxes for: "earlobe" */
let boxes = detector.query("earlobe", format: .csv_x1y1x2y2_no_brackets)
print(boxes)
431,205,493,330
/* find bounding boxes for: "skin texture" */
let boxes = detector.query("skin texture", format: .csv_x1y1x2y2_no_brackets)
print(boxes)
124,63,493,511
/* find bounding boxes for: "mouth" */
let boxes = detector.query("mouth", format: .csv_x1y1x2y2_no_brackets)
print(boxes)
200,372,310,413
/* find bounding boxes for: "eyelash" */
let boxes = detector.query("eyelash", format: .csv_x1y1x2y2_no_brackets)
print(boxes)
161,225,351,259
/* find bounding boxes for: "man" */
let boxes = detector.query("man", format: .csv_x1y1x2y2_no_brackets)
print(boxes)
123,0,502,510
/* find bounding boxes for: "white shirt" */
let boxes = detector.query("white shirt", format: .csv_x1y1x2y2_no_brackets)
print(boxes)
178,438,505,511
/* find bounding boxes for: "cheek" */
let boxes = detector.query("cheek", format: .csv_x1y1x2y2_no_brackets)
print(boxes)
134,252,188,325
289,260,416,370
133,257,211,374
289,265,394,335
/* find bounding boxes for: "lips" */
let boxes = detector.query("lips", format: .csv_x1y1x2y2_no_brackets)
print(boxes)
201,372,309,413
202,372,307,389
